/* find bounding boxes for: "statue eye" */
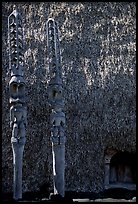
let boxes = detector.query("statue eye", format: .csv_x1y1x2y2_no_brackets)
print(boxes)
19,83,24,88
18,83,25,93
11,83,17,92
53,90,57,97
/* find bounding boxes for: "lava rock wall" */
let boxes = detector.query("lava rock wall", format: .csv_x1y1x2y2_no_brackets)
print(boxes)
2,2,136,193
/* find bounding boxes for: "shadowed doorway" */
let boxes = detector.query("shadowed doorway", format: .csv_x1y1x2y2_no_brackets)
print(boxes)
109,151,136,187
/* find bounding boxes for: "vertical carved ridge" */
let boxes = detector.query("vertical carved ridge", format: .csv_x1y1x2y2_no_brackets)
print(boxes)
54,21,62,78
47,18,62,79
8,9,24,76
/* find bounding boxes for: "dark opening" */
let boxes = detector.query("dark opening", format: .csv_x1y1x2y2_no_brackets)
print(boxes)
109,151,136,184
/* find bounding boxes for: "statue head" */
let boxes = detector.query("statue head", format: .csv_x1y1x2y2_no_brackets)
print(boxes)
9,75,26,105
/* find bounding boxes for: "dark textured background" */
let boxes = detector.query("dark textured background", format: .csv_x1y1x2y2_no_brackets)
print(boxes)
2,2,136,194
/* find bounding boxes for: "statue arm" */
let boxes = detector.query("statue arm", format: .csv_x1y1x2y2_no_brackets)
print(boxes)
10,106,14,128
50,112,55,125
61,115,66,128
23,107,27,127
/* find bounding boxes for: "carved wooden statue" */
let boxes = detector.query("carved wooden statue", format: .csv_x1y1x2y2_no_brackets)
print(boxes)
8,7,27,200
47,18,66,198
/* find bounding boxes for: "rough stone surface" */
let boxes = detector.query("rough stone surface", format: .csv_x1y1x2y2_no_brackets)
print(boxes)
2,2,136,194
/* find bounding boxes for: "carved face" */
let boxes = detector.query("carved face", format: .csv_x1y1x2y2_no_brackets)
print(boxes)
48,84,63,105
9,76,25,104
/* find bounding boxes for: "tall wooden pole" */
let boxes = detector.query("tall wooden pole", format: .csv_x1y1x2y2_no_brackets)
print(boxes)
47,18,66,198
8,7,27,200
